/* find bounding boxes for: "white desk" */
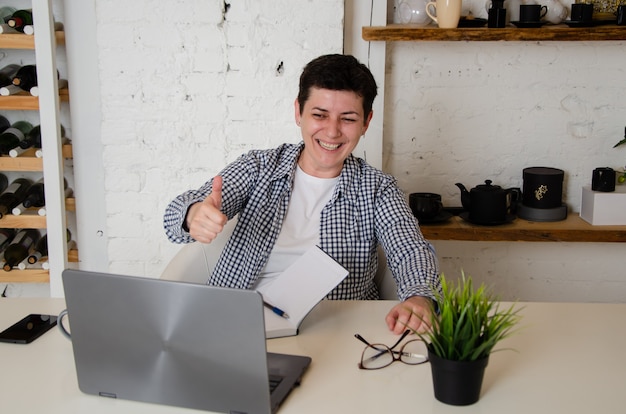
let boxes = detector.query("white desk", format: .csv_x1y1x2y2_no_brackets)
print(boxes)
1,298,625,413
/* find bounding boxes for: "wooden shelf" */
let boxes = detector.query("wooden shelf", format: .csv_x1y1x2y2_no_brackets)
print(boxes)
0,144,73,171
419,212,626,242
0,88,70,110
0,268,49,283
0,249,79,283
362,24,626,42
0,31,65,49
0,198,76,228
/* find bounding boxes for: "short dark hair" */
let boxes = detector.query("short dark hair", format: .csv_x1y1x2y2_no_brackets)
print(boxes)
297,54,378,121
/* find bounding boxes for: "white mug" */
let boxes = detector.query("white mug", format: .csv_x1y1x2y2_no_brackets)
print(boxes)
426,0,462,28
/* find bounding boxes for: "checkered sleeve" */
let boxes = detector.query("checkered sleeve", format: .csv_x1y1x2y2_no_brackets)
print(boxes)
163,183,212,244
376,180,441,302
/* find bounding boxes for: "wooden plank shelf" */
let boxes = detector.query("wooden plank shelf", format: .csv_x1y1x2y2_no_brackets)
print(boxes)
0,269,50,283
0,198,76,228
419,212,626,242
0,144,73,171
0,249,79,283
0,31,65,49
363,24,626,42
0,88,70,110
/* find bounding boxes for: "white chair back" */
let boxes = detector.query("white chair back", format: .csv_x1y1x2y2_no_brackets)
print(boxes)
160,218,398,299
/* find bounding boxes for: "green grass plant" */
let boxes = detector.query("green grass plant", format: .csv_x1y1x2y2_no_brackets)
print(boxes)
414,271,522,362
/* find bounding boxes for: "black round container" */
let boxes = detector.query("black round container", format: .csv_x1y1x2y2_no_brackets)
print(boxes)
522,167,564,209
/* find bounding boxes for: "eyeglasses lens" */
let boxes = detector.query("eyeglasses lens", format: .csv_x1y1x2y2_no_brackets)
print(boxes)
400,339,428,365
361,344,393,369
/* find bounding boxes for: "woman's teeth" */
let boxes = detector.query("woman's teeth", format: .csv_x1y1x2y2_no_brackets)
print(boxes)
318,140,340,150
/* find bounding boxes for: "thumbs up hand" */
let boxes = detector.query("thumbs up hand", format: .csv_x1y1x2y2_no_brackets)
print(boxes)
186,176,228,243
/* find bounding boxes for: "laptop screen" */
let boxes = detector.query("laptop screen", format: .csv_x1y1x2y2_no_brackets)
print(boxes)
61,269,310,413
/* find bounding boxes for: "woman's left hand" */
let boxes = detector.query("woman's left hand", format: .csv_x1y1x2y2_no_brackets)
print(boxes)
385,296,433,335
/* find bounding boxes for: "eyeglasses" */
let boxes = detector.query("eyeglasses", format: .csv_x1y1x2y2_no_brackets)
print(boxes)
354,330,428,370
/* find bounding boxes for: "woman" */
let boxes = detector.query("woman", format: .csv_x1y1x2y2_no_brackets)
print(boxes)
164,54,440,334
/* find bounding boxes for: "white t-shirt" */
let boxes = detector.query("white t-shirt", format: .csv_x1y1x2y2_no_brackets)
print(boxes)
253,164,338,290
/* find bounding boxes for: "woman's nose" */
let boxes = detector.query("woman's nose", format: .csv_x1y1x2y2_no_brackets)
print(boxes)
326,119,341,138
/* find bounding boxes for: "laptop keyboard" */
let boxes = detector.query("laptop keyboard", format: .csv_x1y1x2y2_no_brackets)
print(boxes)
269,375,283,393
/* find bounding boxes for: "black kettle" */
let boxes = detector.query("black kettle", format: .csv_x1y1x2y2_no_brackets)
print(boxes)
455,180,521,224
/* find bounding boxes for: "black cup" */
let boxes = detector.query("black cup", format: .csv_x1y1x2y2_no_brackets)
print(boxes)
617,5,626,26
570,3,594,22
591,167,616,192
409,192,443,220
488,8,507,28
519,4,548,22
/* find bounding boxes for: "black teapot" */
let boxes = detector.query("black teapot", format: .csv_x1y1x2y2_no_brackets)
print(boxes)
455,180,521,224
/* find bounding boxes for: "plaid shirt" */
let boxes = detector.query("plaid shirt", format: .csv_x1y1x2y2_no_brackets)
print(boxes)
164,142,440,301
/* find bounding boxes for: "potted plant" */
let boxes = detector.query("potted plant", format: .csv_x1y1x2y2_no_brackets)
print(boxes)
410,272,522,406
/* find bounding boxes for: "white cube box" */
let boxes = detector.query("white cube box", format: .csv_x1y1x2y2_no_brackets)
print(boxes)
580,185,626,225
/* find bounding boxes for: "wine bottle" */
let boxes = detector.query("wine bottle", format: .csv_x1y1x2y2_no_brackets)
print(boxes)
19,178,45,209
0,121,33,154
0,177,32,218
0,172,8,195
11,65,60,92
27,229,71,265
0,115,9,133
37,187,72,216
0,6,17,34
29,78,68,97
3,228,40,271
11,177,68,215
10,124,67,158
0,228,16,252
22,21,64,36
11,65,36,91
0,64,20,88
18,124,67,150
0,83,22,96
0,6,16,21
6,9,33,33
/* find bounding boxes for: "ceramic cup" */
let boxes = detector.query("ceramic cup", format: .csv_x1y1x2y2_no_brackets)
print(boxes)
488,7,507,27
519,4,548,22
409,192,444,220
426,0,463,28
395,0,433,26
570,3,593,22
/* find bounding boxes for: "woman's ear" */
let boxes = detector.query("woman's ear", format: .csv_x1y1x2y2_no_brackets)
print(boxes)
294,98,301,126
362,110,373,135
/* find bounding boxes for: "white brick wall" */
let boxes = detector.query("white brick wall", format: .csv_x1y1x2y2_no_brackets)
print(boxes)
384,40,626,302
95,0,344,276
385,41,626,208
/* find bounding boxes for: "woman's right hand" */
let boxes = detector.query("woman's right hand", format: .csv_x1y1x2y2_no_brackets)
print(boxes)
186,176,228,243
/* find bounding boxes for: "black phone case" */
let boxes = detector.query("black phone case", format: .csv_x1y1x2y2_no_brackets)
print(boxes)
0,313,58,344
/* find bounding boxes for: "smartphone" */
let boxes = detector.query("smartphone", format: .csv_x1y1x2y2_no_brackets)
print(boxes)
0,314,58,344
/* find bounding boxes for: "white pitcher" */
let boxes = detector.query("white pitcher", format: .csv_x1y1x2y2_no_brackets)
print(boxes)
543,0,568,24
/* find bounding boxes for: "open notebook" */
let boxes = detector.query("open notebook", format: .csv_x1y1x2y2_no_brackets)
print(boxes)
257,245,349,339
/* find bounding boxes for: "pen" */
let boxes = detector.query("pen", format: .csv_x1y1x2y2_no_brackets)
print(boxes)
263,301,290,319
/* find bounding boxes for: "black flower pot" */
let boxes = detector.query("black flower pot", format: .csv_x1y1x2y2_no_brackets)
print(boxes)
428,349,489,406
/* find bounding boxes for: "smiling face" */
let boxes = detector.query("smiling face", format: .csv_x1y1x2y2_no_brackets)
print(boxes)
295,87,373,178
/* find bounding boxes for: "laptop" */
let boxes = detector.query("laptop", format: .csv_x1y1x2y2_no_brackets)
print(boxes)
61,269,311,414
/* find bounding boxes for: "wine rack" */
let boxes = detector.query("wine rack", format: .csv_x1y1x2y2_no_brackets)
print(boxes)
0,0,76,285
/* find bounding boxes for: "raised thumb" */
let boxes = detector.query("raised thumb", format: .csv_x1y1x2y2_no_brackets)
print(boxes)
210,175,223,211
